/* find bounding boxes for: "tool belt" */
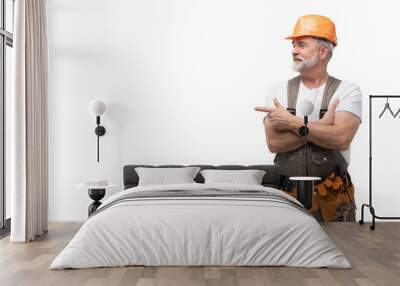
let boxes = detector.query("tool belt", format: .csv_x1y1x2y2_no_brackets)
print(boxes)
280,171,355,222
313,172,355,222
275,142,355,222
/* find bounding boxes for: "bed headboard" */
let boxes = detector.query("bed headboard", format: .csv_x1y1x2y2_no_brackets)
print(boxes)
123,164,280,189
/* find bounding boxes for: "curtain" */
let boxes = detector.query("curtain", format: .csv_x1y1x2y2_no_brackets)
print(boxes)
10,0,48,242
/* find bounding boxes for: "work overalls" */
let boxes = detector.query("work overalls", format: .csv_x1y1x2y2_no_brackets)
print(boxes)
274,76,356,222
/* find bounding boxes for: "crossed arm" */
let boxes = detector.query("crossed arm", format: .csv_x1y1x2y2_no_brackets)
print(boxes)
263,119,304,153
256,99,361,153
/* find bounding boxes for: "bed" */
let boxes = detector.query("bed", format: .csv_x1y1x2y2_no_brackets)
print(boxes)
50,164,351,269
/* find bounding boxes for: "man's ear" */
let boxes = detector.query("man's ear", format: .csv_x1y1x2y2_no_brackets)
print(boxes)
319,45,329,60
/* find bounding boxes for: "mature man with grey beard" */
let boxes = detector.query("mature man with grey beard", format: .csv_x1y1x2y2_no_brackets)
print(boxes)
255,15,362,222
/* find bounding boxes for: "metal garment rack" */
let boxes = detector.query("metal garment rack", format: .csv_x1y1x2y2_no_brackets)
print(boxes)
359,95,400,230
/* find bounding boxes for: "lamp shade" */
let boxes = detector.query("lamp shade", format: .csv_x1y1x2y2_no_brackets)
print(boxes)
89,98,107,116
298,99,314,116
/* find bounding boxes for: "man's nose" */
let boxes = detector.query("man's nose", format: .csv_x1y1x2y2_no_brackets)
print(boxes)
292,47,299,56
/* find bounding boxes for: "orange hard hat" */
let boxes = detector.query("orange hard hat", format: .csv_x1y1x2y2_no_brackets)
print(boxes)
286,14,337,46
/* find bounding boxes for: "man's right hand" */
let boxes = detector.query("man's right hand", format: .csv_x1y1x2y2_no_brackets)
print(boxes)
254,106,275,113
318,99,340,125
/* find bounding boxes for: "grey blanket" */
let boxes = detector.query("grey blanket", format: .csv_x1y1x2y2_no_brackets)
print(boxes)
91,188,311,218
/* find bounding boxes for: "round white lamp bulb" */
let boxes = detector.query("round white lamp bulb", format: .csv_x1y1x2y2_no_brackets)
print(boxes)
298,99,314,116
89,99,107,116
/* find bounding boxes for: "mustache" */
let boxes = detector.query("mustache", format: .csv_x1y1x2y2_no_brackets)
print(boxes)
293,57,303,61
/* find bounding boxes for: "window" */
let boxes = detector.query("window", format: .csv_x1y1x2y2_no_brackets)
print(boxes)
0,0,14,234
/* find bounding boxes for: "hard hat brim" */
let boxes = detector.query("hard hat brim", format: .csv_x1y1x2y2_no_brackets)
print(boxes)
285,35,337,46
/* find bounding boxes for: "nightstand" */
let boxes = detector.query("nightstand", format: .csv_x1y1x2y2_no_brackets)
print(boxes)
77,183,117,216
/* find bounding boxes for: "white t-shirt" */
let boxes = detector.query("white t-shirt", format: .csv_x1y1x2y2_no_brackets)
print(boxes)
265,79,362,164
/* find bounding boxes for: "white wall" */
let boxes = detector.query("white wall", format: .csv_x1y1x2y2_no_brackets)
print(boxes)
48,0,400,221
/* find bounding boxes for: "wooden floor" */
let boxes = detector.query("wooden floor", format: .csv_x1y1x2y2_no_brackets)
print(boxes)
0,222,399,286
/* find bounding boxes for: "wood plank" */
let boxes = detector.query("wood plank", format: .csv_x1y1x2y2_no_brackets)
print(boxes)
0,222,399,286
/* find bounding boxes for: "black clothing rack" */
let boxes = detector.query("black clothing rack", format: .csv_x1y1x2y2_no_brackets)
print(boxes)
359,95,400,230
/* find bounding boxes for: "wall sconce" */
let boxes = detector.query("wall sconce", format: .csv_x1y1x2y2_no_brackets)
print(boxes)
89,99,107,162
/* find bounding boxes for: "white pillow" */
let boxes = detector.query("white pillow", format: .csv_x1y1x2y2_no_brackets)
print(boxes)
135,167,201,186
200,169,266,185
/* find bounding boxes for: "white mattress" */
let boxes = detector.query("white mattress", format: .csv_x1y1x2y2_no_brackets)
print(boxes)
50,183,351,269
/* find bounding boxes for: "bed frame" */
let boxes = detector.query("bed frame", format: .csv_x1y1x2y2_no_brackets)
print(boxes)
123,164,280,189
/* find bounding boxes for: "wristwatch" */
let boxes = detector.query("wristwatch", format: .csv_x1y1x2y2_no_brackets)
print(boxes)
298,125,309,136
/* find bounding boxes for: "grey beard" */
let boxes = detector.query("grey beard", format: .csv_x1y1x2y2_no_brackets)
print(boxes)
292,61,306,72
292,53,319,72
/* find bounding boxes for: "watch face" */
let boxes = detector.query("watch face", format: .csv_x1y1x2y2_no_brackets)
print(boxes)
298,125,309,136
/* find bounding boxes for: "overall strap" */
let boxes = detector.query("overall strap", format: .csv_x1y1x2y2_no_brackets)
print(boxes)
287,76,301,115
319,76,342,119
286,76,342,118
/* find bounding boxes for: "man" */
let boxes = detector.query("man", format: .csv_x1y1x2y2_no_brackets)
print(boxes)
255,15,362,222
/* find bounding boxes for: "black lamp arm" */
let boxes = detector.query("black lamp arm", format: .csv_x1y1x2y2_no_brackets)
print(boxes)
94,115,106,162
297,116,310,176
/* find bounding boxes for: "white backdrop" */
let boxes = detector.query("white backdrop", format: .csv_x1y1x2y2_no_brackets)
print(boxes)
47,0,400,221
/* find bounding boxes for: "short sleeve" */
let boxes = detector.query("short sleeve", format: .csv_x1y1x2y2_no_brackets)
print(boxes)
334,82,362,122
